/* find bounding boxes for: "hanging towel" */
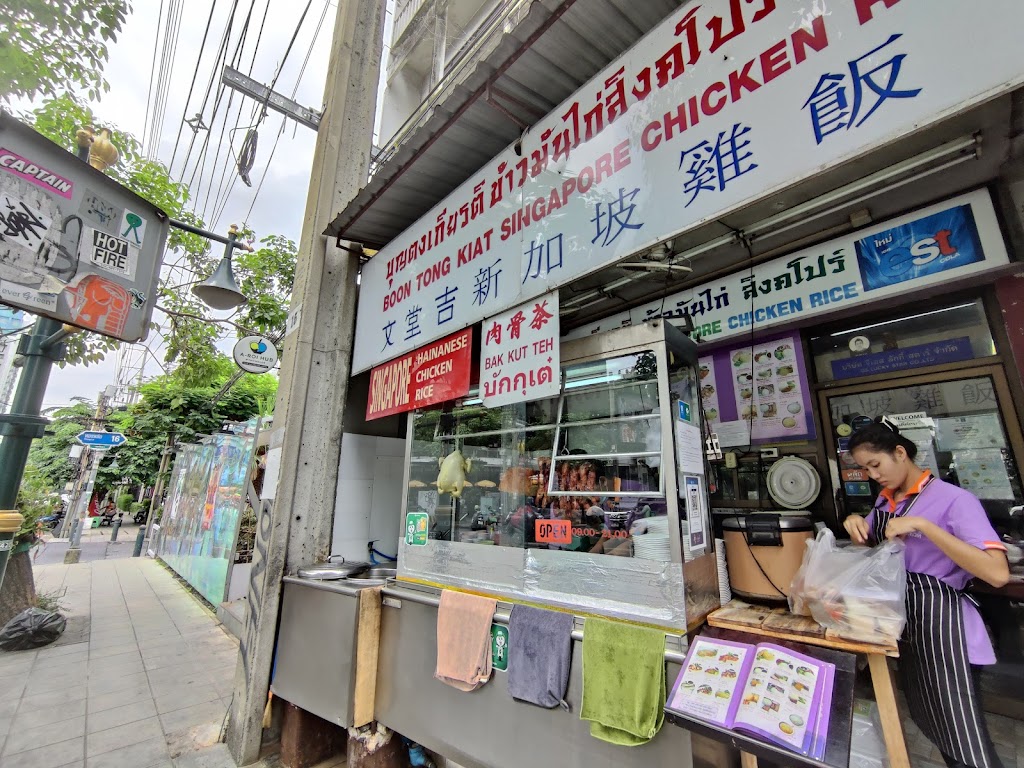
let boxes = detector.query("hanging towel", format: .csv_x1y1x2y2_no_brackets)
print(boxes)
506,605,574,710
435,590,498,692
580,617,666,746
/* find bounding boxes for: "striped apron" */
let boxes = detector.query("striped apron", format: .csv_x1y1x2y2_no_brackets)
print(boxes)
871,479,997,768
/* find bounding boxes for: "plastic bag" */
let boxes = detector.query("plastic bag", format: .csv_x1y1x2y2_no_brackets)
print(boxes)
787,528,906,645
0,607,67,651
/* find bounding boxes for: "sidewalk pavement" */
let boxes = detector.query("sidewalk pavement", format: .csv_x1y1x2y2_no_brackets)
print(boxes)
0,556,346,768
30,519,146,566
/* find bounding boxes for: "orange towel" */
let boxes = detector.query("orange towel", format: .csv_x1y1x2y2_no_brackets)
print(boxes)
435,590,498,691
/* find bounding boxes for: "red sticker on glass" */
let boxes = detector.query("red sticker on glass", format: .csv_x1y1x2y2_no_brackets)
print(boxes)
535,519,571,545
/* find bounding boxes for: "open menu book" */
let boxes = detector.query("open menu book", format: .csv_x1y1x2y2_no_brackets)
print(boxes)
667,637,835,759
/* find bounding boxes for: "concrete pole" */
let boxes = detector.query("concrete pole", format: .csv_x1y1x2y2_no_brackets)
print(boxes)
226,0,386,763
65,450,103,562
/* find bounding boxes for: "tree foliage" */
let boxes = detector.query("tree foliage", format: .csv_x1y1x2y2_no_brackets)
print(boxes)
0,0,131,104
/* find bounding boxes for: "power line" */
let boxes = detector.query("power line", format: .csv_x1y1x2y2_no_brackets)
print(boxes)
168,0,221,174
142,0,166,156
151,0,185,159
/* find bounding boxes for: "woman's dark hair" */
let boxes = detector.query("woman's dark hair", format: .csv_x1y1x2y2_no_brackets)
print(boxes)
847,418,918,460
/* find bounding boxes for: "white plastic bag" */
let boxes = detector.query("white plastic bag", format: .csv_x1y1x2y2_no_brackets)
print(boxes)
788,528,907,645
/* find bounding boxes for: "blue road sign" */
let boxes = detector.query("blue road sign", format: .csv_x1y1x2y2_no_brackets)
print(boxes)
76,431,127,448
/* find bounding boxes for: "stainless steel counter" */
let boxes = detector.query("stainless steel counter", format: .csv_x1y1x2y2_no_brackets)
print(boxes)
270,576,367,726
375,582,694,768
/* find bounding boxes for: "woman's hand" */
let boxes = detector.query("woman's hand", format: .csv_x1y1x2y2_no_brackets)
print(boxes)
844,514,870,544
884,516,923,540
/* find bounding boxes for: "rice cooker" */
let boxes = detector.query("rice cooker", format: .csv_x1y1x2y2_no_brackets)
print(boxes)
722,514,814,603
722,456,821,604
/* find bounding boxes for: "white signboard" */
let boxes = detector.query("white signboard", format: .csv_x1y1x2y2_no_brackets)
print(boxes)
352,0,1024,373
565,190,1009,343
953,448,1014,501
233,335,279,374
82,227,138,279
480,291,560,408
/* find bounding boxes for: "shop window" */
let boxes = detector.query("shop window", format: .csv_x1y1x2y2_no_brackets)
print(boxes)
809,299,995,383
406,350,672,561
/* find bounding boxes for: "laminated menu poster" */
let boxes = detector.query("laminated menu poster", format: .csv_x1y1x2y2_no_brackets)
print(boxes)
698,333,815,447
667,637,835,758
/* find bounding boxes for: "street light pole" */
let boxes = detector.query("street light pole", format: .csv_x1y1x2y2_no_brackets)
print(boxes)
65,449,105,562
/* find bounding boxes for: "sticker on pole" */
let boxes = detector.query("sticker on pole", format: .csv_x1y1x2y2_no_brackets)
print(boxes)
233,336,278,374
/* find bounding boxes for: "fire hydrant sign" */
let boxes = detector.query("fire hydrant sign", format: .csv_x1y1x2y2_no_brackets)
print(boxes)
481,291,559,409
365,327,473,420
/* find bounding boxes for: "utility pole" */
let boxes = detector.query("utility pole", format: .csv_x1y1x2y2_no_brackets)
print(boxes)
226,0,386,762
66,449,104,555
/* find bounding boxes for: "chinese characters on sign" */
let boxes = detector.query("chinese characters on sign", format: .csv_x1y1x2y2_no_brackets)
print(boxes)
366,328,473,420
480,291,560,409
352,0,1024,373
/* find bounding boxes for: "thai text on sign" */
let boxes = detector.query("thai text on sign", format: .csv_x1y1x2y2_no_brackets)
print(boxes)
480,291,560,409
366,328,473,420
353,0,1024,374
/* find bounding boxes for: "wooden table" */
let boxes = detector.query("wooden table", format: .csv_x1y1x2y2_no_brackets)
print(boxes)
707,601,909,768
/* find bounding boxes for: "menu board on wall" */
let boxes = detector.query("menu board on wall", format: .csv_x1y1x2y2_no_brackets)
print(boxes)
935,414,1006,451
952,449,1014,500
699,334,814,447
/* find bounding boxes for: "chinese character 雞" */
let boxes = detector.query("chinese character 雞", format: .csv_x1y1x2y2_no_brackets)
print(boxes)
382,320,396,350
435,285,457,325
530,300,554,331
405,306,423,341
522,234,564,284
803,34,922,145
507,311,525,340
679,123,758,207
591,187,643,247
473,259,503,306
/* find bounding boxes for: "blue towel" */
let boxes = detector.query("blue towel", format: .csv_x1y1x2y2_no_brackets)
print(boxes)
507,605,574,710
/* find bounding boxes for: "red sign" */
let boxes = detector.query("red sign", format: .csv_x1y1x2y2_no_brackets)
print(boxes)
366,328,472,420
841,469,869,482
535,519,571,545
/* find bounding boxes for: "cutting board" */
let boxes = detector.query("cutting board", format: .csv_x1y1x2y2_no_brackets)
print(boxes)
762,609,826,638
708,600,775,628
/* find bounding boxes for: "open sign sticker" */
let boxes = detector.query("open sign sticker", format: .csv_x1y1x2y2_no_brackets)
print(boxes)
535,518,571,545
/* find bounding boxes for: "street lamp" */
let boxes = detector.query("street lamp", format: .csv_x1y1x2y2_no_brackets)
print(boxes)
192,224,248,310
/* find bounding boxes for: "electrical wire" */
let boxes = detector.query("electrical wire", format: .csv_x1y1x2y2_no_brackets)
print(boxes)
168,0,221,173
151,0,185,160
142,0,167,156
240,0,330,226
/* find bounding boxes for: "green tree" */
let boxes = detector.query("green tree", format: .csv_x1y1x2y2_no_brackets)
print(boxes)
0,0,131,103
25,399,95,489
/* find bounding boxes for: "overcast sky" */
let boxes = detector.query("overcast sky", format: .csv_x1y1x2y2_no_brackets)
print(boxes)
8,0,392,409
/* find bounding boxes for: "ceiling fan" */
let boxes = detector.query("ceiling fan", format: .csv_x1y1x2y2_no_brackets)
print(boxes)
618,241,693,275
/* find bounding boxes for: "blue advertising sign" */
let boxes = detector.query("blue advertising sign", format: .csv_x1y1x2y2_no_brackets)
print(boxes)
831,337,974,381
855,205,985,292
76,431,127,448
0,307,24,333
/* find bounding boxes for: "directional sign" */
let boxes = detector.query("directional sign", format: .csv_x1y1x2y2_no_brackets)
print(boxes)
76,431,127,448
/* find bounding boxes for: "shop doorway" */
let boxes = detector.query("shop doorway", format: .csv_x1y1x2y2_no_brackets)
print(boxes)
818,365,1024,717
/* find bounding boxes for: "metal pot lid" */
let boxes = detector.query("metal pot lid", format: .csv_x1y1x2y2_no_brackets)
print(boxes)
765,456,821,510
296,562,369,580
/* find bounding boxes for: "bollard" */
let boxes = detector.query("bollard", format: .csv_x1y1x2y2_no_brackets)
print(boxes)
133,526,146,557
0,511,24,592
110,518,121,542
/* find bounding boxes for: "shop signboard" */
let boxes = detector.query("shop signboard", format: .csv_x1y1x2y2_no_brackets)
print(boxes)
698,332,814,446
352,1,1024,374
232,335,279,374
831,337,974,380
480,291,559,409
567,190,1010,343
0,113,169,342
365,328,472,421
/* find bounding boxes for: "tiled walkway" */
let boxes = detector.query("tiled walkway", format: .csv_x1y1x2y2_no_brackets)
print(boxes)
0,558,241,768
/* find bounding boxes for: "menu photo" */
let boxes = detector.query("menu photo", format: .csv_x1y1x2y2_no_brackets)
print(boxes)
667,637,835,759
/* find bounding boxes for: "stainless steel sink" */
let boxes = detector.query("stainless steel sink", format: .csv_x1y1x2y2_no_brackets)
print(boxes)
343,566,396,586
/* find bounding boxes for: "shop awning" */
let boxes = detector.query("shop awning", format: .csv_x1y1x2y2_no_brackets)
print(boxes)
325,0,681,248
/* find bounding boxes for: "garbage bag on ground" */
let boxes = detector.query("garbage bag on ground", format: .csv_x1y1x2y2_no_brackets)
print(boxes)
0,607,67,651
788,528,906,645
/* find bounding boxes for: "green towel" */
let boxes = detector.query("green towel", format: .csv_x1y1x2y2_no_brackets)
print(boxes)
580,617,666,746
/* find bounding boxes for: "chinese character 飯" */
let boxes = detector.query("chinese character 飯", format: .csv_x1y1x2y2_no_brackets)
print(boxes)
803,34,922,145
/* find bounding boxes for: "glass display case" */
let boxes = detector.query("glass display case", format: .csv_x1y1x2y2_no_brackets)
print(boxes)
398,321,720,630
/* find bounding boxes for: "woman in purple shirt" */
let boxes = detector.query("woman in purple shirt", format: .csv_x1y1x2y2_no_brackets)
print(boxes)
844,419,1009,768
